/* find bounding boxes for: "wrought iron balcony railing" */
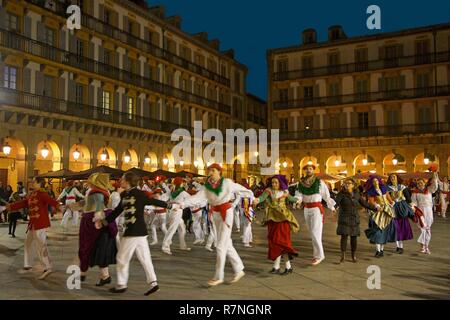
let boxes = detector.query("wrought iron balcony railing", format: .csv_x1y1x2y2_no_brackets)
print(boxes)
279,122,450,141
0,28,231,114
0,87,193,134
273,51,450,81
24,0,231,87
273,85,450,110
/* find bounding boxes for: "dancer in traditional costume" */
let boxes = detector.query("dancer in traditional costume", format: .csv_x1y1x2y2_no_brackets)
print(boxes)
363,176,396,258
161,177,192,255
58,181,84,229
75,173,118,286
253,175,299,275
411,172,438,254
7,177,60,280
386,174,414,254
98,172,171,295
294,164,336,266
183,163,254,286
238,193,255,248
335,178,376,263
148,188,169,246
438,176,449,218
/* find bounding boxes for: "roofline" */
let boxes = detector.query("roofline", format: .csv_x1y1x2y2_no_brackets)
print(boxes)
118,0,248,70
267,22,450,57
246,93,267,104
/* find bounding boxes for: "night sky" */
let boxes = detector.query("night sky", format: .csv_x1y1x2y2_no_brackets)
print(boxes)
149,0,450,100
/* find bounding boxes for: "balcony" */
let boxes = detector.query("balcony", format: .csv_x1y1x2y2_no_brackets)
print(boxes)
273,51,450,81
273,85,450,110
24,0,231,87
0,28,230,114
0,87,192,134
279,123,450,141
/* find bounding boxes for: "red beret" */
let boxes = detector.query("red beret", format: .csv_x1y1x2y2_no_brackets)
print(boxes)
155,175,167,182
173,177,185,186
143,176,150,181
186,173,193,178
207,163,222,172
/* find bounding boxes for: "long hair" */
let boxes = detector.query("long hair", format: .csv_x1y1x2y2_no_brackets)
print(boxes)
365,175,387,196
267,175,288,191
387,173,403,186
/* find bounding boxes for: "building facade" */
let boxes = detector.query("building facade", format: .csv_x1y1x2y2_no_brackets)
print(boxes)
0,0,267,187
268,23,450,179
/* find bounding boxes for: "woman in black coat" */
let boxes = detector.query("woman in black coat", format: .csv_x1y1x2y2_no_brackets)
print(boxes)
335,178,376,263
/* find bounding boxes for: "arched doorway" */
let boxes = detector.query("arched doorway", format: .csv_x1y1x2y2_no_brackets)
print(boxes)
0,137,26,188
97,146,117,168
69,144,91,172
326,154,347,176
34,140,61,174
121,148,139,171
414,152,439,173
383,152,406,175
354,153,376,175
143,152,158,172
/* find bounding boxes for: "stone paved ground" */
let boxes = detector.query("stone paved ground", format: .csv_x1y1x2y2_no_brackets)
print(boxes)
0,209,449,300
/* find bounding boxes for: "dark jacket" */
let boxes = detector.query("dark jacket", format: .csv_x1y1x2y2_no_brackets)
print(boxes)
106,187,169,237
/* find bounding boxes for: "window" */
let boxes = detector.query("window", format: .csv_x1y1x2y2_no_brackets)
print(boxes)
279,89,289,101
6,13,19,32
277,60,288,73
76,40,84,63
279,117,288,131
355,48,368,71
303,86,313,98
356,79,368,93
328,52,340,66
234,71,241,92
127,97,135,119
386,109,399,126
75,84,84,104
416,73,430,88
358,112,369,129
44,27,55,46
304,116,313,130
329,83,340,96
302,56,313,70
220,64,227,78
418,106,432,124
102,90,111,114
103,49,111,65
3,66,17,89
43,76,53,97
104,9,111,24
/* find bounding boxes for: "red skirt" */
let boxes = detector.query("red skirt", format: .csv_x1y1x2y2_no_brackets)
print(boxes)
267,220,298,261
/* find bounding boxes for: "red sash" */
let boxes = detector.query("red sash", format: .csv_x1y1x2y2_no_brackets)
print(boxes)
210,202,232,226
304,202,325,223
154,209,166,214
192,208,202,214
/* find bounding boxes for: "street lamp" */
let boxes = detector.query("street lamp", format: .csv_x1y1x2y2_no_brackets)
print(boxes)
423,157,430,165
334,159,341,167
282,161,288,168
41,144,50,159
2,141,11,156
179,160,184,167
362,158,368,166
193,160,199,168
163,158,169,166
392,158,398,166
144,156,151,165
124,150,131,164
100,148,108,161
73,148,81,161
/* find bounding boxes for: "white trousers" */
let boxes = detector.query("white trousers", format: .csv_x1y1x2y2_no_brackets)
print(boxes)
233,206,241,231
213,209,244,281
304,207,325,260
206,220,217,248
440,194,448,216
150,213,168,243
116,236,157,287
192,211,205,241
24,228,51,270
162,209,187,251
61,208,79,228
241,217,253,245
417,206,433,246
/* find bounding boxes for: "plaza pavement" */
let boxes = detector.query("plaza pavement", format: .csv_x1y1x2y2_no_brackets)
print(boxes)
0,209,449,300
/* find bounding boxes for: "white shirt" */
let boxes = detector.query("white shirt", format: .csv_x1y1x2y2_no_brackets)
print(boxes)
411,178,438,209
295,179,336,210
183,178,254,209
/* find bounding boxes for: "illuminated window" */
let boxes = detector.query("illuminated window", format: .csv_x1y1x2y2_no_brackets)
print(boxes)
102,91,111,114
3,66,17,89
127,97,135,119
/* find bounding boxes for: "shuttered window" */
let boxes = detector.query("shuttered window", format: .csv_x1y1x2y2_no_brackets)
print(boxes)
3,66,17,89
102,90,111,114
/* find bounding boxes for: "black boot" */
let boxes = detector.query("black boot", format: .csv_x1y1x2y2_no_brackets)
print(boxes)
95,277,112,287
351,251,357,263
281,268,293,276
269,268,280,274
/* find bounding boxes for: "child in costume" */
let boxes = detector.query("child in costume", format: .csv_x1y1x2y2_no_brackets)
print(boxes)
148,188,168,246
58,180,84,229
